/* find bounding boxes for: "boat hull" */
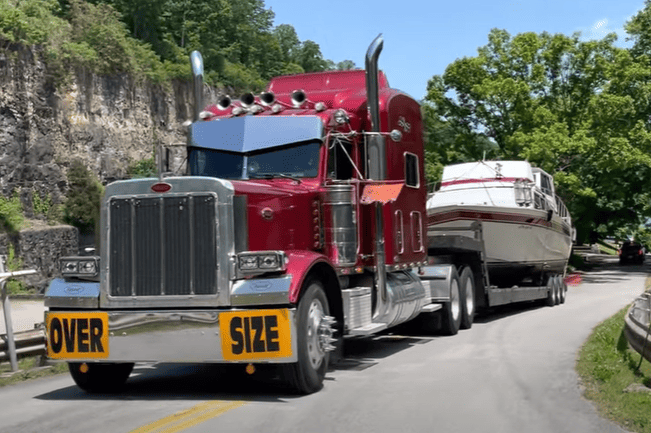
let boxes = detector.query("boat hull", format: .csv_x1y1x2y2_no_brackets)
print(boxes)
427,204,572,286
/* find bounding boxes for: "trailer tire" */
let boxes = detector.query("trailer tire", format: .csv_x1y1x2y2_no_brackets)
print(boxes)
545,275,555,307
459,267,475,330
68,362,134,393
440,269,462,335
283,279,332,394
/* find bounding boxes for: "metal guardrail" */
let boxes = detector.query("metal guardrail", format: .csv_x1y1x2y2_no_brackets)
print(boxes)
624,293,651,364
0,327,46,363
0,255,39,371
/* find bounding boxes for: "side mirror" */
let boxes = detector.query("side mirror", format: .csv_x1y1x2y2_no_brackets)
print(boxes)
546,209,553,222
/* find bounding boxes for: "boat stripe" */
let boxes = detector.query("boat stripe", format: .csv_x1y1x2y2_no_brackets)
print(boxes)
427,210,572,236
440,177,532,187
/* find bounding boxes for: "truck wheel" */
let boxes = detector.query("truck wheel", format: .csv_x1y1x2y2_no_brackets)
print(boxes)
559,276,567,304
440,269,461,335
283,280,334,394
545,275,555,307
68,362,134,393
554,275,562,305
459,267,475,330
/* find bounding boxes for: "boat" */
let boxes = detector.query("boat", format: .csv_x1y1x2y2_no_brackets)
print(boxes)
426,160,573,287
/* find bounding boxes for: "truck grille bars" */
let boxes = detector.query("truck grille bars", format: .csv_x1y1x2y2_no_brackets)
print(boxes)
108,194,218,297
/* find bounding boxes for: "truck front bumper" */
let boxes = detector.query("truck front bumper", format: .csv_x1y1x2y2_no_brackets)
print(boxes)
45,308,297,363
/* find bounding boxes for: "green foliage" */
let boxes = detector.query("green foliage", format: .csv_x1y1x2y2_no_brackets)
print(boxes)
63,160,104,234
4,243,26,294
424,27,651,243
0,191,24,234
128,156,157,178
1,0,340,90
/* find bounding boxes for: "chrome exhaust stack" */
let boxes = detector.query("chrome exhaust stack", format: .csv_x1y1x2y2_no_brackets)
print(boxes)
190,51,204,122
364,34,389,306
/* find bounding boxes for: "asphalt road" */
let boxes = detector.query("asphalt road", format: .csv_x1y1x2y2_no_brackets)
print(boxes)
0,256,645,433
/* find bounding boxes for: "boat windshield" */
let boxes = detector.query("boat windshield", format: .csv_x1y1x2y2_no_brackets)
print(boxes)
189,141,321,180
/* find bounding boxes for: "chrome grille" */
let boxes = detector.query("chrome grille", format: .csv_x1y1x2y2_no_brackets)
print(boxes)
108,194,218,297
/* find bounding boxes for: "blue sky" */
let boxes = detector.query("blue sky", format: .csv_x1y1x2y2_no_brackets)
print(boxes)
266,0,646,101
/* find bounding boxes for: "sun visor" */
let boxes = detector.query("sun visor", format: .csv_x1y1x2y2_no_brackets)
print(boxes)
190,116,324,153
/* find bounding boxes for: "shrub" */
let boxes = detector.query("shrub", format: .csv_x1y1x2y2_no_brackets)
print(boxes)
128,156,157,178
63,160,104,235
0,191,24,234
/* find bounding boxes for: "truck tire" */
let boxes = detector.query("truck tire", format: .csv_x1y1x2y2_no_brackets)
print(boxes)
440,269,461,335
545,275,555,307
283,279,332,394
459,266,475,330
68,362,134,393
559,276,567,304
554,275,561,305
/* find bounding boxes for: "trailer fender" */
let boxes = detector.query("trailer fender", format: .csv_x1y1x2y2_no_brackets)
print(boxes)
418,264,457,301
285,250,337,304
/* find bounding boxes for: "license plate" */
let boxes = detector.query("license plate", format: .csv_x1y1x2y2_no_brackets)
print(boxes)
46,312,109,359
220,309,292,361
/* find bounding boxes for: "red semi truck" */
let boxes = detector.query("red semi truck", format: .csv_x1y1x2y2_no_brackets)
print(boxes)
44,36,568,394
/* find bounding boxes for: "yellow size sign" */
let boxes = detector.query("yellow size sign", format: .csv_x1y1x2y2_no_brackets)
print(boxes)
220,309,292,361
46,312,109,359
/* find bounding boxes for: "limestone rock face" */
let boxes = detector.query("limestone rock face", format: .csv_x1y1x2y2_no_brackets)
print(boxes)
0,43,219,287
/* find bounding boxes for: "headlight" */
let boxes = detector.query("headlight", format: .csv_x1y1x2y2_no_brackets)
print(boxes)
236,251,286,274
60,256,100,278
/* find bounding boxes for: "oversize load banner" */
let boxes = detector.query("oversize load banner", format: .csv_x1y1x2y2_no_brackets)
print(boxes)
46,312,109,359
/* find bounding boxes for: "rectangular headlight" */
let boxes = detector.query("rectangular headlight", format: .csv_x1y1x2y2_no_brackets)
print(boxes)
60,256,100,278
236,251,286,274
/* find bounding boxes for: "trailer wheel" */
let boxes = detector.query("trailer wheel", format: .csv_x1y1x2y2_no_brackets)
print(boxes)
440,269,462,335
283,279,334,394
459,267,475,330
68,362,134,393
545,275,555,307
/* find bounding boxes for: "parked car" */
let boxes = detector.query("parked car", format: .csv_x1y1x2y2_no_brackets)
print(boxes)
619,240,645,265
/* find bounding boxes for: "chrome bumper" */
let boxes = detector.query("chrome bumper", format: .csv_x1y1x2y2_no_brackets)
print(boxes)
45,308,297,363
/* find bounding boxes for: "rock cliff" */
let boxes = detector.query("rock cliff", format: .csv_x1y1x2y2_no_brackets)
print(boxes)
0,42,218,288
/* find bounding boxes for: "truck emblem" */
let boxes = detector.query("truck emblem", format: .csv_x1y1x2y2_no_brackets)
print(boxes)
261,207,274,220
151,182,172,193
398,116,411,133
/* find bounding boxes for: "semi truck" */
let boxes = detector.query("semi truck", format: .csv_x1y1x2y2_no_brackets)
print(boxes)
44,35,569,394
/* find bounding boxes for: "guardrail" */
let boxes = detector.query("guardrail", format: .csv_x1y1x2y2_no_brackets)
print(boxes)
624,292,651,364
1,255,39,372
0,327,46,363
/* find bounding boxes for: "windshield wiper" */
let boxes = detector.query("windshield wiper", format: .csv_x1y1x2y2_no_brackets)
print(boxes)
249,173,301,183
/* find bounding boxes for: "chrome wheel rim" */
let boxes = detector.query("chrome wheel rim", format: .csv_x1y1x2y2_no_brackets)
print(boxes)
464,278,475,317
450,280,460,321
306,298,326,370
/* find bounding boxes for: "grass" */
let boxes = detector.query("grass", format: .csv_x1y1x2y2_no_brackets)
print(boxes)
576,276,651,432
0,356,68,387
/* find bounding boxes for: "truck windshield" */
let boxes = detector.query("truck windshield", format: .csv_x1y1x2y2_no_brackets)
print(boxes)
189,141,321,180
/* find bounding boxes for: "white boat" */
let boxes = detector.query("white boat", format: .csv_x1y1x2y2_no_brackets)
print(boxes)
426,161,573,287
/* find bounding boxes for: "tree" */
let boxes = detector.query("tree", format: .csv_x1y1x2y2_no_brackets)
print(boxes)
424,28,651,243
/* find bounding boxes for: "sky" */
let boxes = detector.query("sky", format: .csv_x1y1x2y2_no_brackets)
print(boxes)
266,0,646,101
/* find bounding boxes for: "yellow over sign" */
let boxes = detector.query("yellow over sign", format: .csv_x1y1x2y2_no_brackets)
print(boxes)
46,312,109,359
220,309,292,361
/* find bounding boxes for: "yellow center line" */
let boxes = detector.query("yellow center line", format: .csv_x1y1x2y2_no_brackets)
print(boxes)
130,400,247,433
